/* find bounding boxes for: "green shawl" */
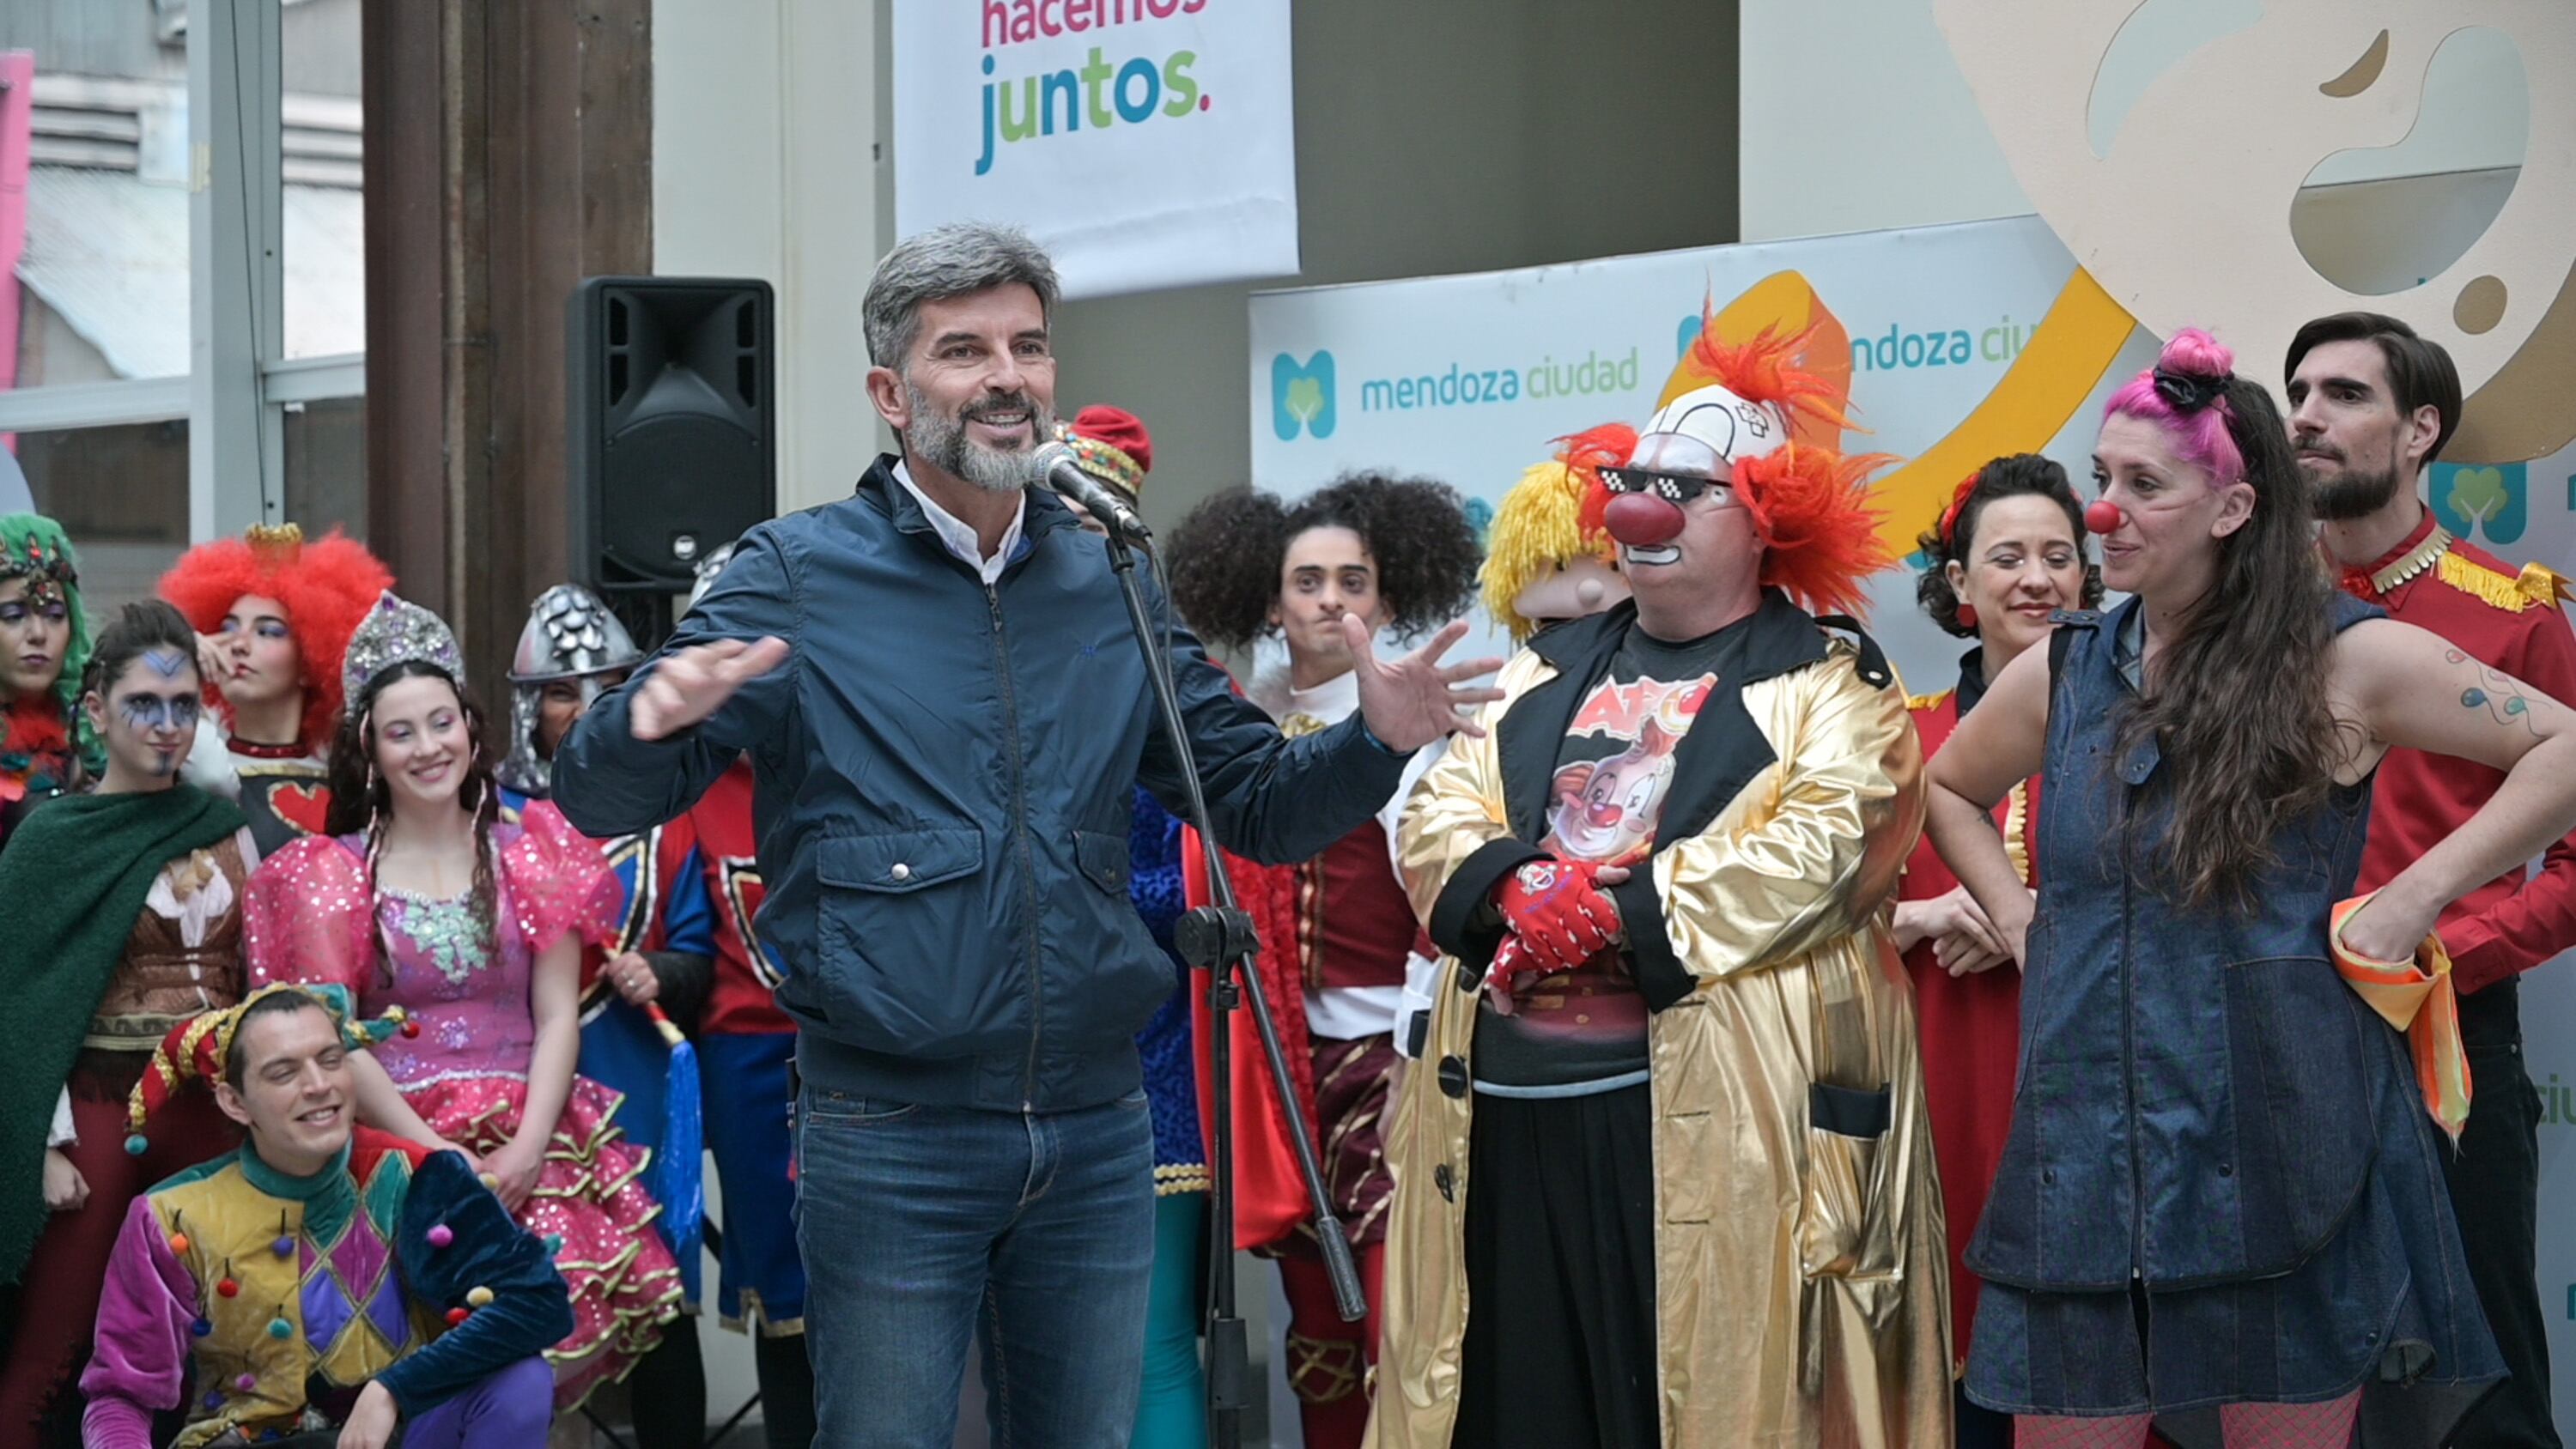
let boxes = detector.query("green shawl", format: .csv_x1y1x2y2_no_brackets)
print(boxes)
1,784,246,1284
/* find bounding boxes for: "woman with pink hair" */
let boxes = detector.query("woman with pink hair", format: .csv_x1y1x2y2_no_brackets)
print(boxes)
1926,330,2576,1446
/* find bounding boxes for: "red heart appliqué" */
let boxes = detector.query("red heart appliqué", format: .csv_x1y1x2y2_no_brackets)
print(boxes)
266,781,335,837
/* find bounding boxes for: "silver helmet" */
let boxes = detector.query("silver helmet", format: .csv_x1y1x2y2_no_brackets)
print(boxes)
499,585,644,798
685,542,738,616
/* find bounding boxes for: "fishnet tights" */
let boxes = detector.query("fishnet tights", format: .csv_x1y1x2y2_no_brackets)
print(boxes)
2015,1390,2360,1449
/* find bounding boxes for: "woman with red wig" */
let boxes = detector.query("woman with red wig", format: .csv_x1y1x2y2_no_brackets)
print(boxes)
159,524,392,857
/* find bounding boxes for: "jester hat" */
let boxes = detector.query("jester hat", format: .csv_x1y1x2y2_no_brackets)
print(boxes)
1057,404,1155,505
124,982,408,1153
1558,313,1893,619
159,524,394,753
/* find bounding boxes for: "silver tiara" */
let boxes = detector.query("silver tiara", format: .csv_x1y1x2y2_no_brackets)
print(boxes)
341,591,465,704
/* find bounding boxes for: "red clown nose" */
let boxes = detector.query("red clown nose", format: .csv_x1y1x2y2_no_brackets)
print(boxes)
1604,493,1686,547
2084,500,2125,535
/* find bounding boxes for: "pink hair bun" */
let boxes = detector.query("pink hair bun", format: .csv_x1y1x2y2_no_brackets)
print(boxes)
2157,327,2234,380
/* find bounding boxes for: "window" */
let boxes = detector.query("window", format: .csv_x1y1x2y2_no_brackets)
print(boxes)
18,418,191,618
0,0,367,597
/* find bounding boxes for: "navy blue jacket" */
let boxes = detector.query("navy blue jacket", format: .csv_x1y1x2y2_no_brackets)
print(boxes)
553,455,1411,1112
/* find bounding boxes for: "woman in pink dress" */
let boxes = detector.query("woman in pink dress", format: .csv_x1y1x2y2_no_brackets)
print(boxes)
244,591,681,1411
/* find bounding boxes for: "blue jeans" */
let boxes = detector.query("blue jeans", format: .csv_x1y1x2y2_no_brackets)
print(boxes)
794,1084,1157,1447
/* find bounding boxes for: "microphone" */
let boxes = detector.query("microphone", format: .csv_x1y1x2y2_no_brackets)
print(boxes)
1030,440,1152,543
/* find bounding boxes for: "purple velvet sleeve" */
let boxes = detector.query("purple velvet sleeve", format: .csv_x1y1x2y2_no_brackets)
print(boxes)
78,1196,197,1449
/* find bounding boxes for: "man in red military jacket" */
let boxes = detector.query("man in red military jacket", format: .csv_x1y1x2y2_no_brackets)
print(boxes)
2293,311,2576,1449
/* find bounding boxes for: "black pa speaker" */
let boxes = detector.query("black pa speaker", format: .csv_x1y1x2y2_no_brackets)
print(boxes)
568,276,776,594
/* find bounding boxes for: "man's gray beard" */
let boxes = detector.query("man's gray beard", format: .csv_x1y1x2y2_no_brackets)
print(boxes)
904,381,1056,495
2307,460,2403,522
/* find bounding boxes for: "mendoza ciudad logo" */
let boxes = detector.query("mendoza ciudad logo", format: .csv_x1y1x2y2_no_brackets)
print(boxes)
1273,351,1337,440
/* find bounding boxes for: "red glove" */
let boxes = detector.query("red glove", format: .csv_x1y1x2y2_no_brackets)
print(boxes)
1484,936,1544,1016
1492,858,1621,974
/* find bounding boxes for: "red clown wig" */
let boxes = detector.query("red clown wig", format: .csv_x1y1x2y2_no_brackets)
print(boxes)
158,526,393,751
1558,319,1893,619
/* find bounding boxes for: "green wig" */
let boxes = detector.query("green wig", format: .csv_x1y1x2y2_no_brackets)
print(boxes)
0,512,100,771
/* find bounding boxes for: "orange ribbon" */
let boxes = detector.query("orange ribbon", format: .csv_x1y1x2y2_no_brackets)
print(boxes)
2330,893,2471,1143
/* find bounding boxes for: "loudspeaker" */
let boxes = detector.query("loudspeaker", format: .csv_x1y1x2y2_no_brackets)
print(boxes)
568,276,776,593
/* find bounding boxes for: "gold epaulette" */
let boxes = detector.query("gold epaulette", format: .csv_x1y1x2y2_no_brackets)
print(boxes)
2435,550,2561,613
1904,688,1953,714
2518,561,2572,609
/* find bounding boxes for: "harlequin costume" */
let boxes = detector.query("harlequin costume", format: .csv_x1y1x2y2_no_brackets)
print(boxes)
1374,321,1952,1446
161,524,394,858
245,592,683,1410
0,774,254,1445
2336,506,2576,1448
0,512,94,847
78,984,571,1447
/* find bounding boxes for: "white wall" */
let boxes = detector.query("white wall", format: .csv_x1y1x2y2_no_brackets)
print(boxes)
654,0,884,517
1739,0,2531,242
646,6,887,1420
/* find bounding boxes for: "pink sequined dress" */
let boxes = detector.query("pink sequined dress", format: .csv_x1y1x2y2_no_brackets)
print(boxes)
243,800,682,1410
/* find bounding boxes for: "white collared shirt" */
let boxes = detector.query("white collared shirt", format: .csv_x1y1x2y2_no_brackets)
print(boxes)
891,458,1025,586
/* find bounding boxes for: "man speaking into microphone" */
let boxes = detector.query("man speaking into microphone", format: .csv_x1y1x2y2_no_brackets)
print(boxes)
553,221,1500,1446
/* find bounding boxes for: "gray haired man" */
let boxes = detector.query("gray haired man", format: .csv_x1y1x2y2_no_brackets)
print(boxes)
553,222,1502,1445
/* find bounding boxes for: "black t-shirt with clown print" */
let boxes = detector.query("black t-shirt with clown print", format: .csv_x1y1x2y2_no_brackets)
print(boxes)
1473,621,1743,1094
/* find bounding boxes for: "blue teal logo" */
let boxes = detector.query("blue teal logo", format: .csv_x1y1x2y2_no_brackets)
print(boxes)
2433,461,2527,546
1462,496,1494,549
1272,351,1336,440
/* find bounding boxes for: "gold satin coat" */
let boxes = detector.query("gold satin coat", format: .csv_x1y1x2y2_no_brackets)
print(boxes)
1374,636,1951,1448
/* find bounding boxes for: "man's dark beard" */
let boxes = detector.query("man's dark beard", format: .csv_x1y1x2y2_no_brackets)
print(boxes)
2306,458,2403,522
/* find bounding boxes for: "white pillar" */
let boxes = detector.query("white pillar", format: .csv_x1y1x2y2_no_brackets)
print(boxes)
187,0,286,539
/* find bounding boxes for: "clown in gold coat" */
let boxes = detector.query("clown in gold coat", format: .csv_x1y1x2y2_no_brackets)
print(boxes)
1371,323,1952,1448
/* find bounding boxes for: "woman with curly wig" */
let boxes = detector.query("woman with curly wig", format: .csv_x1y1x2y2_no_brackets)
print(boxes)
1894,452,2100,1449
1928,331,2576,1445
0,512,94,850
159,524,393,857
1165,472,1480,1449
244,593,682,1416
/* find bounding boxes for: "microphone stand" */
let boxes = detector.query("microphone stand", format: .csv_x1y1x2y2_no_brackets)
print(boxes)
1097,523,1368,1449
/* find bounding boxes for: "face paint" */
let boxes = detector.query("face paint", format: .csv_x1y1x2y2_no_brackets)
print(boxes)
106,649,204,778
116,694,201,732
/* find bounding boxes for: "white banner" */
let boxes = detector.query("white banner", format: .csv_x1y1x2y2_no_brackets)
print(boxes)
1249,209,2576,1424
1250,214,2162,685
891,0,1296,300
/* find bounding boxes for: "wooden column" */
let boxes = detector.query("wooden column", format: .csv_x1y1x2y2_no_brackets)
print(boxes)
362,0,651,703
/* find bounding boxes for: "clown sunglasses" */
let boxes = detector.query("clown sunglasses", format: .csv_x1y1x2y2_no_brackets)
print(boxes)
1599,465,1738,506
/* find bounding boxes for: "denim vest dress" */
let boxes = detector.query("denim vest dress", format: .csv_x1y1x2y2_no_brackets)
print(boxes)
1961,596,2501,1441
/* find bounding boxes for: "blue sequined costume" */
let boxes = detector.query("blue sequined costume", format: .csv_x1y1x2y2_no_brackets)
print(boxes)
1130,787,1206,1196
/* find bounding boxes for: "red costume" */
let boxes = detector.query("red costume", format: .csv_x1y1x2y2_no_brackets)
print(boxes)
1896,669,2032,1373
2337,512,2576,988
1185,673,1422,1444
688,762,794,1039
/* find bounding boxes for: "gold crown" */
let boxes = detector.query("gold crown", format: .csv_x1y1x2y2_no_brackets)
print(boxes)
245,522,304,567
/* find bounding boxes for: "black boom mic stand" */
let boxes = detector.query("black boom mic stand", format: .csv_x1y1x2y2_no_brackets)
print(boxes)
1095,518,1368,1449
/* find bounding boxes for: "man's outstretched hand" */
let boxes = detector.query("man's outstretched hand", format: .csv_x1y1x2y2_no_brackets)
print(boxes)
628,637,791,742
1346,617,1505,753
